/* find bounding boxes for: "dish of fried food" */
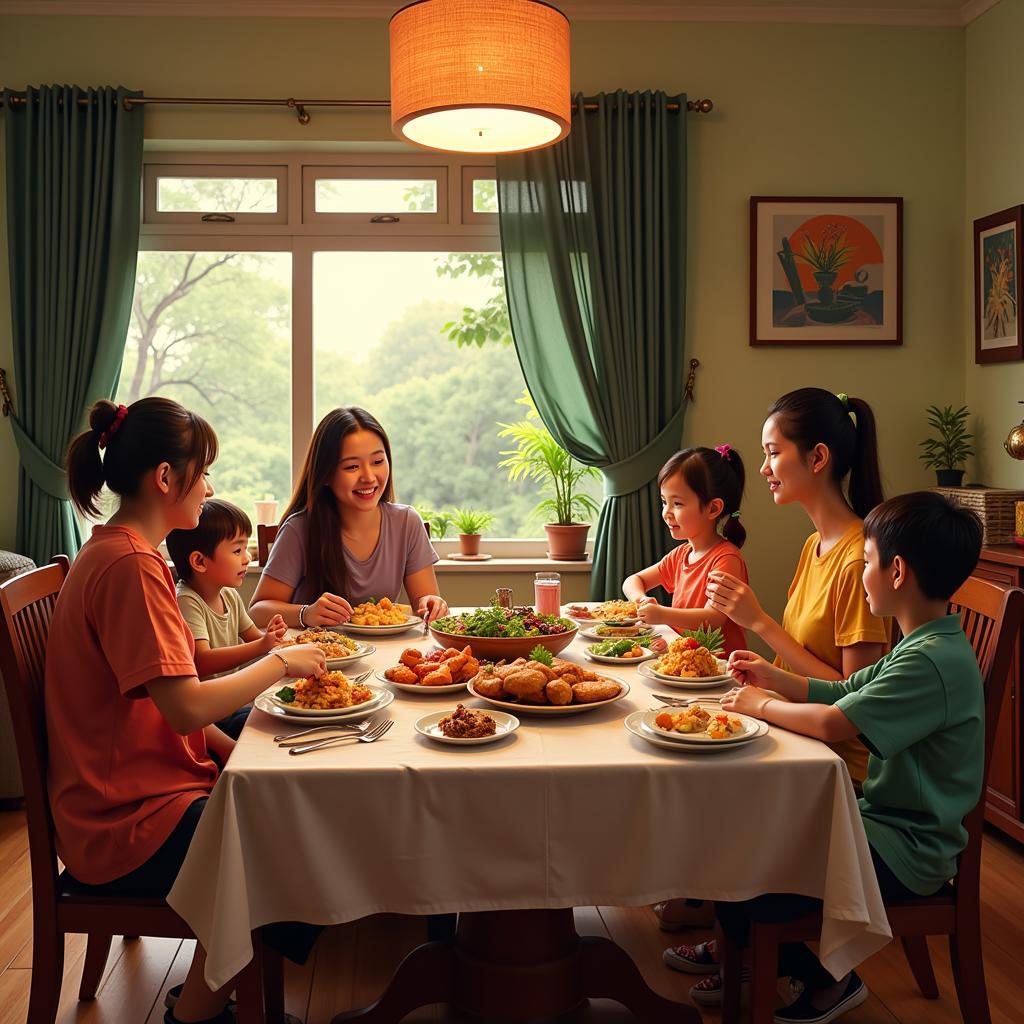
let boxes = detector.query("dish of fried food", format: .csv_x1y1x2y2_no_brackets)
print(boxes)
566,600,638,622
350,597,408,627
468,657,624,709
654,706,712,734
282,629,359,658
706,712,746,740
655,638,724,679
383,645,480,688
438,704,497,739
276,671,374,710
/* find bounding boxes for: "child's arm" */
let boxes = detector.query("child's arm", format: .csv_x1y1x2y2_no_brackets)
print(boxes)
638,603,729,631
622,566,662,604
203,724,236,764
722,684,859,743
726,649,809,701
193,615,287,678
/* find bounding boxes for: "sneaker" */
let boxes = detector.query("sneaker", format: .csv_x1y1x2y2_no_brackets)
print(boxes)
653,899,716,931
688,968,751,1006
663,939,720,974
773,972,868,1024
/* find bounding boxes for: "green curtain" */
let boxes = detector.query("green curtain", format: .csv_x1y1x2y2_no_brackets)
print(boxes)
3,85,144,564
497,90,687,599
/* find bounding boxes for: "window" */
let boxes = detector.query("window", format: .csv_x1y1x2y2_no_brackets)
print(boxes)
143,164,287,224
302,166,448,225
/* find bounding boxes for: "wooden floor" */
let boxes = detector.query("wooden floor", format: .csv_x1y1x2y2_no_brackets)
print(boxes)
1,809,1022,1024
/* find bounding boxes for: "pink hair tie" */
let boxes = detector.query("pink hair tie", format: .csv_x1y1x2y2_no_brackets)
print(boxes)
714,443,732,461
99,404,128,449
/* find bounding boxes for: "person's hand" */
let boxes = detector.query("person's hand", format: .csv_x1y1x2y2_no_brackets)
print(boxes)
636,596,658,609
258,614,288,653
648,635,668,654
276,643,326,680
727,649,782,689
306,592,353,626
637,602,668,626
705,571,766,630
417,595,449,625
721,684,773,718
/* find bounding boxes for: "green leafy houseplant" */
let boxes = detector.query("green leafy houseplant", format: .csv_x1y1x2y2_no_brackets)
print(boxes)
413,504,453,541
451,508,496,536
919,405,974,486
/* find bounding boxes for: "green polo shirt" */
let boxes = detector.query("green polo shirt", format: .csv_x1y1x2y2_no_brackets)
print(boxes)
807,615,983,895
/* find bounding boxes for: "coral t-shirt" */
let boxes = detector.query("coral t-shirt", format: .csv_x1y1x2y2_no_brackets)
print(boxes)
45,525,217,885
656,541,748,653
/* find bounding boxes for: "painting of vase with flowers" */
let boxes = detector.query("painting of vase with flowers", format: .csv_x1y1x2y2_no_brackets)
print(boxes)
750,196,902,346
974,205,1023,364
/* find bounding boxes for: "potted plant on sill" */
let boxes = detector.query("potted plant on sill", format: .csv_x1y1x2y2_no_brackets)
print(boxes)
919,404,974,487
450,508,496,557
415,504,453,542
499,401,602,561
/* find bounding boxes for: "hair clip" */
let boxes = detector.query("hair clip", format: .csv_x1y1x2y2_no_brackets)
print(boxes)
730,510,741,519
835,392,849,408
99,404,128,449
714,443,732,461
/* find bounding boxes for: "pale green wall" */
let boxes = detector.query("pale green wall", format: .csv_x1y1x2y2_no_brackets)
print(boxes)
0,15,965,624
964,0,1024,487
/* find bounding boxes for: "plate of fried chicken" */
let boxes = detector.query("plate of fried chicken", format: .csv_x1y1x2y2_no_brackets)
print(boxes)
378,645,480,694
467,656,628,715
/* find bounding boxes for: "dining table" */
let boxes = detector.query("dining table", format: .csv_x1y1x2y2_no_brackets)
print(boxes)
167,613,891,1023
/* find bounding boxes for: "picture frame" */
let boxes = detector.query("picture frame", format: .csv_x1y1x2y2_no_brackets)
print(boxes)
974,205,1023,364
750,196,903,346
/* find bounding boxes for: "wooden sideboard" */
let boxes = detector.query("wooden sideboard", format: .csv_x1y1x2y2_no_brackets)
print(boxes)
973,546,1024,843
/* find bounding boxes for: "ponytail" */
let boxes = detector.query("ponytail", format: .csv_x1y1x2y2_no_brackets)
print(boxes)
66,397,218,518
658,446,747,549
767,388,884,519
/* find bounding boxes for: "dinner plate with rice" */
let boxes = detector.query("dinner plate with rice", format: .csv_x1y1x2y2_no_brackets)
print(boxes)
281,629,375,668
255,673,394,721
624,710,767,753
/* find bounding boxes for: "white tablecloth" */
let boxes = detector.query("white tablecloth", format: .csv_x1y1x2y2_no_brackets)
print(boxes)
168,626,891,990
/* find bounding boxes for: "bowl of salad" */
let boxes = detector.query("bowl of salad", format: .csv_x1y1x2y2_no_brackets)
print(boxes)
429,605,577,660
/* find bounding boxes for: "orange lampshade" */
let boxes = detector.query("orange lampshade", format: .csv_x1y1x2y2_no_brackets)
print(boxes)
389,0,571,155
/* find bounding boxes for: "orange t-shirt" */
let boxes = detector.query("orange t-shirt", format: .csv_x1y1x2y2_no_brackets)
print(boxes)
45,525,217,885
656,541,749,653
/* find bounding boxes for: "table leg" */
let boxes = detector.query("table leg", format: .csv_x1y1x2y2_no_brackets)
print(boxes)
331,909,699,1024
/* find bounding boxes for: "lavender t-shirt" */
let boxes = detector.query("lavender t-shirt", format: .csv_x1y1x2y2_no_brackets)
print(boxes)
260,503,438,606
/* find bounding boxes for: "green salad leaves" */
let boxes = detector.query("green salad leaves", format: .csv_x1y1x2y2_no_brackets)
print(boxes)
590,637,653,657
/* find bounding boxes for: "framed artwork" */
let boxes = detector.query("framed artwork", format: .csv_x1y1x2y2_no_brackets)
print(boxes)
974,205,1023,364
750,196,903,346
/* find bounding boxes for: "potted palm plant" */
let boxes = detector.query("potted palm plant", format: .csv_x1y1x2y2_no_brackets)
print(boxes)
498,399,602,561
919,405,974,487
450,507,496,556
414,504,453,541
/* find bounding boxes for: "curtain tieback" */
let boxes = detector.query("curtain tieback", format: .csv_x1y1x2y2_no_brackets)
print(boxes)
602,406,685,499
9,416,71,501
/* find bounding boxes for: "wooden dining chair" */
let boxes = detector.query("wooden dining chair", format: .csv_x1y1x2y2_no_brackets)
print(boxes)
720,577,1024,1024
257,524,279,566
0,556,283,1024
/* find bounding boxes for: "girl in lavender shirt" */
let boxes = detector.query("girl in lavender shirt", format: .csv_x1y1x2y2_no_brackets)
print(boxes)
250,407,448,629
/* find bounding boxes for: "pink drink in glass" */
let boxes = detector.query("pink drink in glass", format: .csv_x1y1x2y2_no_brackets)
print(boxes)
534,572,562,617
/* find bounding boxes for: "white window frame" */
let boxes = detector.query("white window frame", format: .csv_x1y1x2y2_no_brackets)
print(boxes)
138,151,556,550
461,166,499,225
143,163,289,225
302,164,450,227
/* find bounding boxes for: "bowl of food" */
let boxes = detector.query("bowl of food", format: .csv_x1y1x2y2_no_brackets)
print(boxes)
429,605,577,660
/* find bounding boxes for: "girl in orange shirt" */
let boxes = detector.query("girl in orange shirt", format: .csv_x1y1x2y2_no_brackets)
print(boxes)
623,445,749,653
47,397,325,1024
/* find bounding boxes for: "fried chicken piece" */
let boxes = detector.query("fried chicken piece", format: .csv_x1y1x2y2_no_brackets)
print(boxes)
459,656,480,682
503,668,549,704
413,661,437,680
571,678,622,703
552,662,581,679
399,648,423,669
385,665,418,685
422,664,454,687
578,668,599,681
443,651,468,675
545,679,573,705
472,668,507,698
527,660,557,682
557,668,583,686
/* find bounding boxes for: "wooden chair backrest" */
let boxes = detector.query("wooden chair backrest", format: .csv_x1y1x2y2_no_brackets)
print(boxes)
0,555,71,911
257,523,278,565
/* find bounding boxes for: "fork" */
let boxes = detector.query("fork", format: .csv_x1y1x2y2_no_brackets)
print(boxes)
287,718,393,755
273,719,370,742
653,693,724,706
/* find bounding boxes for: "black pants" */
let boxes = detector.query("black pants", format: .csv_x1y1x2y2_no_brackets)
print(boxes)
714,845,936,990
63,796,320,966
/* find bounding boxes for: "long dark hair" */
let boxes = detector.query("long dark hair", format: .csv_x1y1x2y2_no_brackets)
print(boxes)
767,387,883,519
658,446,747,548
66,397,218,518
280,407,395,599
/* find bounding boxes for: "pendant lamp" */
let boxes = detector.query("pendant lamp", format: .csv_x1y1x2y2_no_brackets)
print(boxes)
389,0,571,155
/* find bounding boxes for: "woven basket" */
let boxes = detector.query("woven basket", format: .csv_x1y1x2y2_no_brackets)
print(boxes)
932,487,1024,545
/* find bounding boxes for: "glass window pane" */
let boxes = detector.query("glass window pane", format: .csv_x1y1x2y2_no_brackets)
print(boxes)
313,251,601,538
117,251,292,524
472,178,498,214
156,177,278,214
314,178,438,214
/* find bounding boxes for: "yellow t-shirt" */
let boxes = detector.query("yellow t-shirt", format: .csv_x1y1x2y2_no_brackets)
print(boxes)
776,522,891,782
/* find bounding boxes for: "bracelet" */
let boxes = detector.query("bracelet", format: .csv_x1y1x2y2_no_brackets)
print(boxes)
298,604,309,628
758,697,774,718
270,650,290,677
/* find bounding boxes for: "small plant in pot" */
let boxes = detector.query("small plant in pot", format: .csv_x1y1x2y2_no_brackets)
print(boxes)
450,507,496,557
919,404,974,487
412,504,453,541
499,397,601,561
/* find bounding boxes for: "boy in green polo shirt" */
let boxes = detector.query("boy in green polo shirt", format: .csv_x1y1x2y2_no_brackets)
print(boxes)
665,491,984,1024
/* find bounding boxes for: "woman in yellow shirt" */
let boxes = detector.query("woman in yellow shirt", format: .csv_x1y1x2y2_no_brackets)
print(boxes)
705,387,890,783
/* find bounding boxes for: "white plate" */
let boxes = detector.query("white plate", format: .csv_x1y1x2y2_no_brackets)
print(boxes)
578,625,655,641
584,645,659,666
265,682,389,717
324,643,375,669
467,676,630,716
639,707,763,745
255,686,394,723
637,659,732,688
342,615,423,636
415,708,520,745
374,668,468,695
624,711,767,753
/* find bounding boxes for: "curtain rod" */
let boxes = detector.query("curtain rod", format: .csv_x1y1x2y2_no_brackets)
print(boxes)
4,94,713,125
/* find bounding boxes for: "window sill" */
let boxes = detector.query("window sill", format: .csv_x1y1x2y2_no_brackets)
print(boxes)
246,557,592,575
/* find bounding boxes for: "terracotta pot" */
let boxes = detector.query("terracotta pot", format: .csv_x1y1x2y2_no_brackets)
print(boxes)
459,533,482,556
544,523,590,561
